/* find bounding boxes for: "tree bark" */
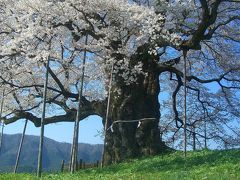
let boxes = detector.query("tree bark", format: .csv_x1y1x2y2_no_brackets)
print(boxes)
103,51,167,165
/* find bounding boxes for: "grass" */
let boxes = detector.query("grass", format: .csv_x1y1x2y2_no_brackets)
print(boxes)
1,149,240,180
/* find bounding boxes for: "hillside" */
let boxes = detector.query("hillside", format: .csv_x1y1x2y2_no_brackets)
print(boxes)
0,134,102,173
1,149,240,179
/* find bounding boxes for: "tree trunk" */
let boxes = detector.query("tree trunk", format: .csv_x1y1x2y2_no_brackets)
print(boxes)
103,52,167,165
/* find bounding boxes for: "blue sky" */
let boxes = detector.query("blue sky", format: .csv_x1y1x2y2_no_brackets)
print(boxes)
4,115,103,144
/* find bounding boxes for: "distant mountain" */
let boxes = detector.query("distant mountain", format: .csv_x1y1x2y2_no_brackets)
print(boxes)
0,134,103,173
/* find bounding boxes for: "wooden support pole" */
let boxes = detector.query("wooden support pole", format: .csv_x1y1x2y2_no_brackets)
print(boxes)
76,160,79,171
101,63,114,168
0,123,3,154
68,161,71,172
79,159,83,169
183,50,187,157
0,89,5,154
193,126,196,151
37,56,50,177
61,160,65,173
172,137,175,149
69,140,73,171
0,122,4,154
70,35,88,173
14,119,28,173
204,115,207,149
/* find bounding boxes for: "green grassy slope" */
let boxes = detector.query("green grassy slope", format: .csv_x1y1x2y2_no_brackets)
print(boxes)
1,149,240,180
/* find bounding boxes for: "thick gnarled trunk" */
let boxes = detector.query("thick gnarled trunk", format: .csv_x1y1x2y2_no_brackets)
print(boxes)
103,57,166,164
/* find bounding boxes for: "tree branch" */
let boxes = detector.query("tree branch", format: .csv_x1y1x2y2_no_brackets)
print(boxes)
3,99,106,127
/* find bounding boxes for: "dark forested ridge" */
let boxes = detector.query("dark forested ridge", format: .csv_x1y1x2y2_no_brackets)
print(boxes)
0,134,103,172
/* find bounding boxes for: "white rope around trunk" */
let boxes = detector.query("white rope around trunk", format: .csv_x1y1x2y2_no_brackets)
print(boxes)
107,118,157,132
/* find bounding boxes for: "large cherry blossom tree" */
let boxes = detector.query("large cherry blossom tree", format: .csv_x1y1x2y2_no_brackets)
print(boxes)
0,0,239,164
